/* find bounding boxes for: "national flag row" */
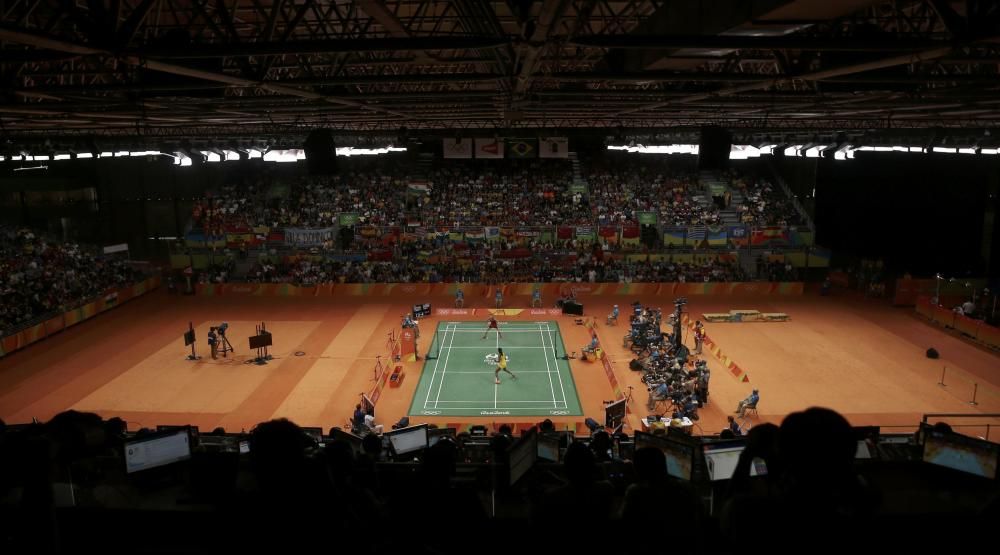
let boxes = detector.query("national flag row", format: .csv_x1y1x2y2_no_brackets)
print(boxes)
442,137,569,159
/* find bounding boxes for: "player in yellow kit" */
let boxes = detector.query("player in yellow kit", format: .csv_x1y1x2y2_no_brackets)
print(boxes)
494,348,517,384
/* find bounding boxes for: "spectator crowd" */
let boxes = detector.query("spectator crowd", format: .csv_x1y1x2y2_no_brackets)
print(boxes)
0,227,145,337
189,157,807,232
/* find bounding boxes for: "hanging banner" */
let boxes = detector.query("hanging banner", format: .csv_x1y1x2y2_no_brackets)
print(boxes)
637,212,658,225
539,137,569,158
285,227,335,246
507,139,537,158
706,226,728,246
442,138,473,158
474,138,504,159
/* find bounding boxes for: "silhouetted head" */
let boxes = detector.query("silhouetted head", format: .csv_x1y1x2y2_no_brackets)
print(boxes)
361,432,382,456
563,442,598,485
779,408,853,487
633,446,667,482
249,418,311,484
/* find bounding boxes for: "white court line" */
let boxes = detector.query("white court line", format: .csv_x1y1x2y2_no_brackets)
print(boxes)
546,324,570,408
445,346,549,349
422,324,450,409
539,323,558,408
432,323,458,409
446,330,555,333
441,370,554,374
436,400,568,404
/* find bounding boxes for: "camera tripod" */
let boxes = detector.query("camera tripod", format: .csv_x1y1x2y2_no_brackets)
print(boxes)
214,330,234,358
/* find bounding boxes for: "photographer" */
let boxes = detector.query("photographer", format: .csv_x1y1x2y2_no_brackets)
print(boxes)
646,381,671,410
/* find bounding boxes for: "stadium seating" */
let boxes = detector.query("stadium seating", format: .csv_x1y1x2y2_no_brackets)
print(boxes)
0,227,145,337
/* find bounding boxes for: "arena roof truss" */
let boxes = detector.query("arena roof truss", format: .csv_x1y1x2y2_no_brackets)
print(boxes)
1,0,999,140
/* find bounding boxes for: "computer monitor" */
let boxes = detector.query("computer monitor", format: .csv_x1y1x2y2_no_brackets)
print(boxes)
386,424,429,456
853,426,880,460
155,425,199,445
197,434,238,452
329,429,364,454
537,433,559,462
702,440,767,481
508,429,538,486
428,427,457,447
124,429,192,474
922,430,1000,479
634,431,694,481
301,427,324,445
605,398,627,429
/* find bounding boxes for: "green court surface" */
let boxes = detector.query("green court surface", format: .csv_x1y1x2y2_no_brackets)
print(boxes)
408,321,583,417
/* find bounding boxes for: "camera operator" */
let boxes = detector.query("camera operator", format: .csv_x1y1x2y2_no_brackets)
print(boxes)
208,328,219,359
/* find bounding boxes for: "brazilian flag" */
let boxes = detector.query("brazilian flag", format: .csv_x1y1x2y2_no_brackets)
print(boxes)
507,139,537,159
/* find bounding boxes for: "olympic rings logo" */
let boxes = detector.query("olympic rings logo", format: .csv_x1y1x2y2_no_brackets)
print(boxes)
549,410,569,415
421,410,442,415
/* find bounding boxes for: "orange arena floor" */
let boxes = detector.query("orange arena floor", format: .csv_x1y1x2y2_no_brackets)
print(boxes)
1,289,998,436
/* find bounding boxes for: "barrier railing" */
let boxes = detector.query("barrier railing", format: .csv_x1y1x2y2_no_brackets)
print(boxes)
916,296,1000,351
921,413,1000,442
934,365,999,409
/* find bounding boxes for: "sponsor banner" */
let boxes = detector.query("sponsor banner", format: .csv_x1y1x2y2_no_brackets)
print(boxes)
44,315,65,335
436,308,471,316
976,320,1000,350
194,281,805,298
285,227,335,246
539,137,569,158
474,138,504,159
515,229,540,237
442,138,473,158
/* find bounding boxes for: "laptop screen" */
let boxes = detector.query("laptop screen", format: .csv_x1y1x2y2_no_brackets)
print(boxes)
923,430,999,479
703,442,766,481
386,424,429,455
125,429,192,474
